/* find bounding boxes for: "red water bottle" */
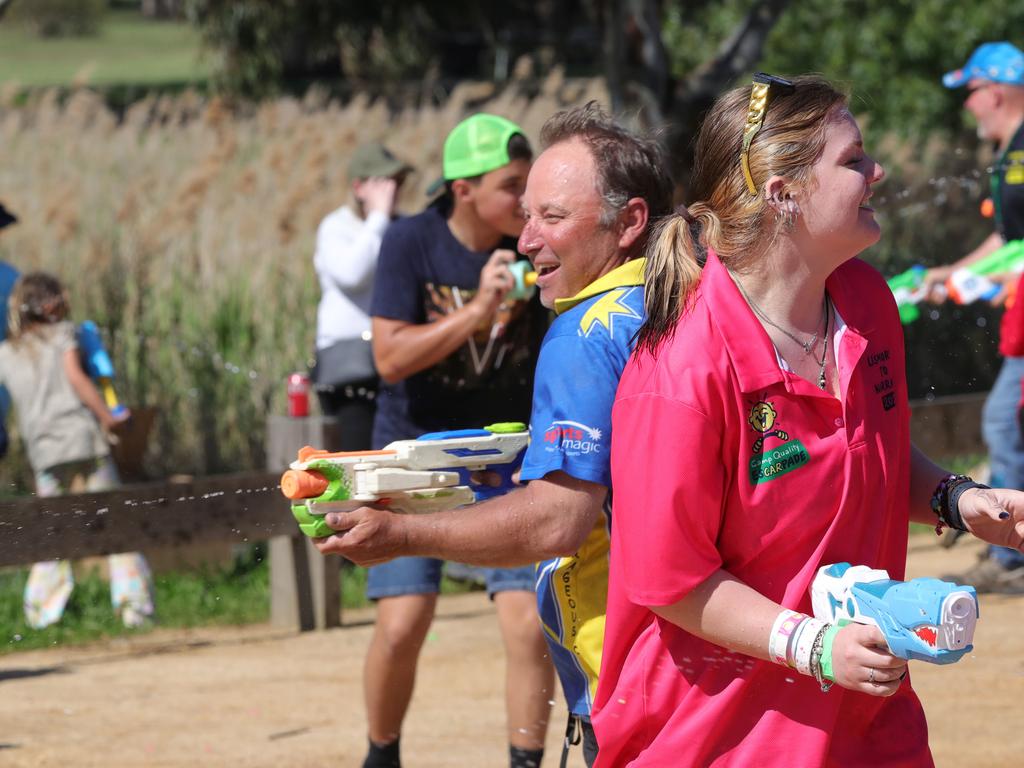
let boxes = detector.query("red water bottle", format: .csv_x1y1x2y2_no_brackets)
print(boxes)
287,372,310,418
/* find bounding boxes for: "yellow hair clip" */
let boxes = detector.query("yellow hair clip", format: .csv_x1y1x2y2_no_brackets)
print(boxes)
740,73,794,196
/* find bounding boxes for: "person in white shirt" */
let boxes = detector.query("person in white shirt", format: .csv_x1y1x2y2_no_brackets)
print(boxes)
313,143,411,450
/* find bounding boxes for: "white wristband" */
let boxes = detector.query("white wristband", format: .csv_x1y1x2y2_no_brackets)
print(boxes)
792,617,829,676
768,609,808,667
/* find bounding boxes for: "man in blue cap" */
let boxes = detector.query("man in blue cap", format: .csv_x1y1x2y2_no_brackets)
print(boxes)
927,42,1024,592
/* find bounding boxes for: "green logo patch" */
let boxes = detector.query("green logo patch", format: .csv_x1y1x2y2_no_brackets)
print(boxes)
749,439,810,485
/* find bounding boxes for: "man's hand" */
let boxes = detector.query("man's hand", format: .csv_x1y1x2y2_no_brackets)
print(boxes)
830,623,908,697
355,177,399,217
984,271,1017,307
312,505,409,566
470,249,516,317
102,408,132,445
922,265,953,303
959,487,1024,551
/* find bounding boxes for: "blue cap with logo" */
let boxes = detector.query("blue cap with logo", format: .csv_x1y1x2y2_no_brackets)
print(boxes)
943,42,1024,88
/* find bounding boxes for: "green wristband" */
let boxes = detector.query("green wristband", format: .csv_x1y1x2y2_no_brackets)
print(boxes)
819,623,842,682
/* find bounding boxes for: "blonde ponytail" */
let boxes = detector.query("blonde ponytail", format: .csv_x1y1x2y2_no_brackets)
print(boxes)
636,205,712,357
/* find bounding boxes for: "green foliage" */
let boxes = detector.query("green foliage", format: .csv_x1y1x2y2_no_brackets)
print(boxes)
763,0,1024,140
0,9,209,87
184,0,559,97
663,0,1024,141
184,0,298,98
8,0,107,38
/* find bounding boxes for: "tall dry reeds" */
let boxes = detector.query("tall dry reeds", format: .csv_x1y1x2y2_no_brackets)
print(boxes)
0,70,608,488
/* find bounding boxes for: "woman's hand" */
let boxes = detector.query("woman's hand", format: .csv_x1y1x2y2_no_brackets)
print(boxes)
959,487,1024,551
829,623,907,697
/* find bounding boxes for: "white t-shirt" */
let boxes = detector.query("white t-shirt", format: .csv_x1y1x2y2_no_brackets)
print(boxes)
0,322,109,472
314,205,392,350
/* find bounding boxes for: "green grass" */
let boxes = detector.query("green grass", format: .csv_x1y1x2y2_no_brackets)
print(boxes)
1,547,482,654
0,10,210,87
1,545,270,654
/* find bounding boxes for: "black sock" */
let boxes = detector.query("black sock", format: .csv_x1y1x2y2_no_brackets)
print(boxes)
362,738,400,768
510,744,545,768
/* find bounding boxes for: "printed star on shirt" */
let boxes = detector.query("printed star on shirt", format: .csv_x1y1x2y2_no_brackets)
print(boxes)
578,287,641,338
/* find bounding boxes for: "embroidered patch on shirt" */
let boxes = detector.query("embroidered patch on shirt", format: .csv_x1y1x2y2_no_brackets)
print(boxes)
749,439,811,484
746,399,810,484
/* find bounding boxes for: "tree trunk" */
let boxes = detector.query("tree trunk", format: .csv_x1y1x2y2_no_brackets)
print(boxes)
667,0,791,191
606,0,790,191
140,0,184,20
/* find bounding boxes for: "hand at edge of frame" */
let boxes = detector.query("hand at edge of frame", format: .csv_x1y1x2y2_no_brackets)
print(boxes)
959,487,1024,552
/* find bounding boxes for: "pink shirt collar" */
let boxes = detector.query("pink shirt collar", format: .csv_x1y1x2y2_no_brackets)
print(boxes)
700,248,873,395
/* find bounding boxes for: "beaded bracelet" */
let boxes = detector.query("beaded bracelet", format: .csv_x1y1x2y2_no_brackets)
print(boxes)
768,610,829,679
809,623,833,692
930,474,987,535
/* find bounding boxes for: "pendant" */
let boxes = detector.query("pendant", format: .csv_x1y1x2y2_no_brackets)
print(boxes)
818,370,826,389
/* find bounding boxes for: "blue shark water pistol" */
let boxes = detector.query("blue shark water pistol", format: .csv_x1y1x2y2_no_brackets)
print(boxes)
811,562,978,664
280,422,529,538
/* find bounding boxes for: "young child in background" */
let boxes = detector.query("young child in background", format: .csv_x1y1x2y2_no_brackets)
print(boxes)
0,272,155,629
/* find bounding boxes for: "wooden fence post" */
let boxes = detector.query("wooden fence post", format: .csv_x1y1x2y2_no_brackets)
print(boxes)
266,415,343,631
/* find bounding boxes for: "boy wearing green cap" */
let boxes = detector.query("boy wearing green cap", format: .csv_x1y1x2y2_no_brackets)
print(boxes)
360,114,553,768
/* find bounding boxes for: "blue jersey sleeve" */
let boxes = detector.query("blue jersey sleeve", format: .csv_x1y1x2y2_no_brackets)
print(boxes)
520,330,624,487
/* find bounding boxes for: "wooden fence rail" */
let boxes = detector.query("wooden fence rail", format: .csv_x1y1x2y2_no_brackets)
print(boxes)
0,471,286,566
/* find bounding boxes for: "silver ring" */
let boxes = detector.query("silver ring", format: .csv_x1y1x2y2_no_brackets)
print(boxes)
868,668,876,684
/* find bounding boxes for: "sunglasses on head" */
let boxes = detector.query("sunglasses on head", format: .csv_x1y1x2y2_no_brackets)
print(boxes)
740,73,795,196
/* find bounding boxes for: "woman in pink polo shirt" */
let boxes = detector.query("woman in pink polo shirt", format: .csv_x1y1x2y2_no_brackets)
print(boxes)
594,74,1024,767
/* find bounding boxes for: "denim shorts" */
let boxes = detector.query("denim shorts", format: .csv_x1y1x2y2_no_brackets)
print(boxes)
366,556,536,600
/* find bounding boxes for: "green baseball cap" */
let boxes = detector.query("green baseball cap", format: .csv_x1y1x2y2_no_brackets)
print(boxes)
347,142,412,180
443,113,524,180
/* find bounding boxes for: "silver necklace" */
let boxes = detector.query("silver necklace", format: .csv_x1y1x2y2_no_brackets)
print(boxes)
733,277,827,356
815,296,831,389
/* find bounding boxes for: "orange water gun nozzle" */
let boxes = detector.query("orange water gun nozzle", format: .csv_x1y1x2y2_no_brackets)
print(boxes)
981,198,995,218
281,469,329,500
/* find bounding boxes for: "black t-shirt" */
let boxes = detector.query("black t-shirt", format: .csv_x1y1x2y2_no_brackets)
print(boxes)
994,122,1024,241
369,204,548,448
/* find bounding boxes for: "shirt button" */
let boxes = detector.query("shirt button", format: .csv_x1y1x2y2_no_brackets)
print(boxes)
834,418,844,427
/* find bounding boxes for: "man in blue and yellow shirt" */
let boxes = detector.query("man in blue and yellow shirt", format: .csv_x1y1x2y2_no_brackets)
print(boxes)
315,102,673,766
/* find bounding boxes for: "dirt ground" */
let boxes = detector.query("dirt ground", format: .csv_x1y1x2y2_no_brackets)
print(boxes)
1,536,1022,768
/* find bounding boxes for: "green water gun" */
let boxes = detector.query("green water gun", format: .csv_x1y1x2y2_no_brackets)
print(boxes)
887,265,928,324
280,422,529,538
